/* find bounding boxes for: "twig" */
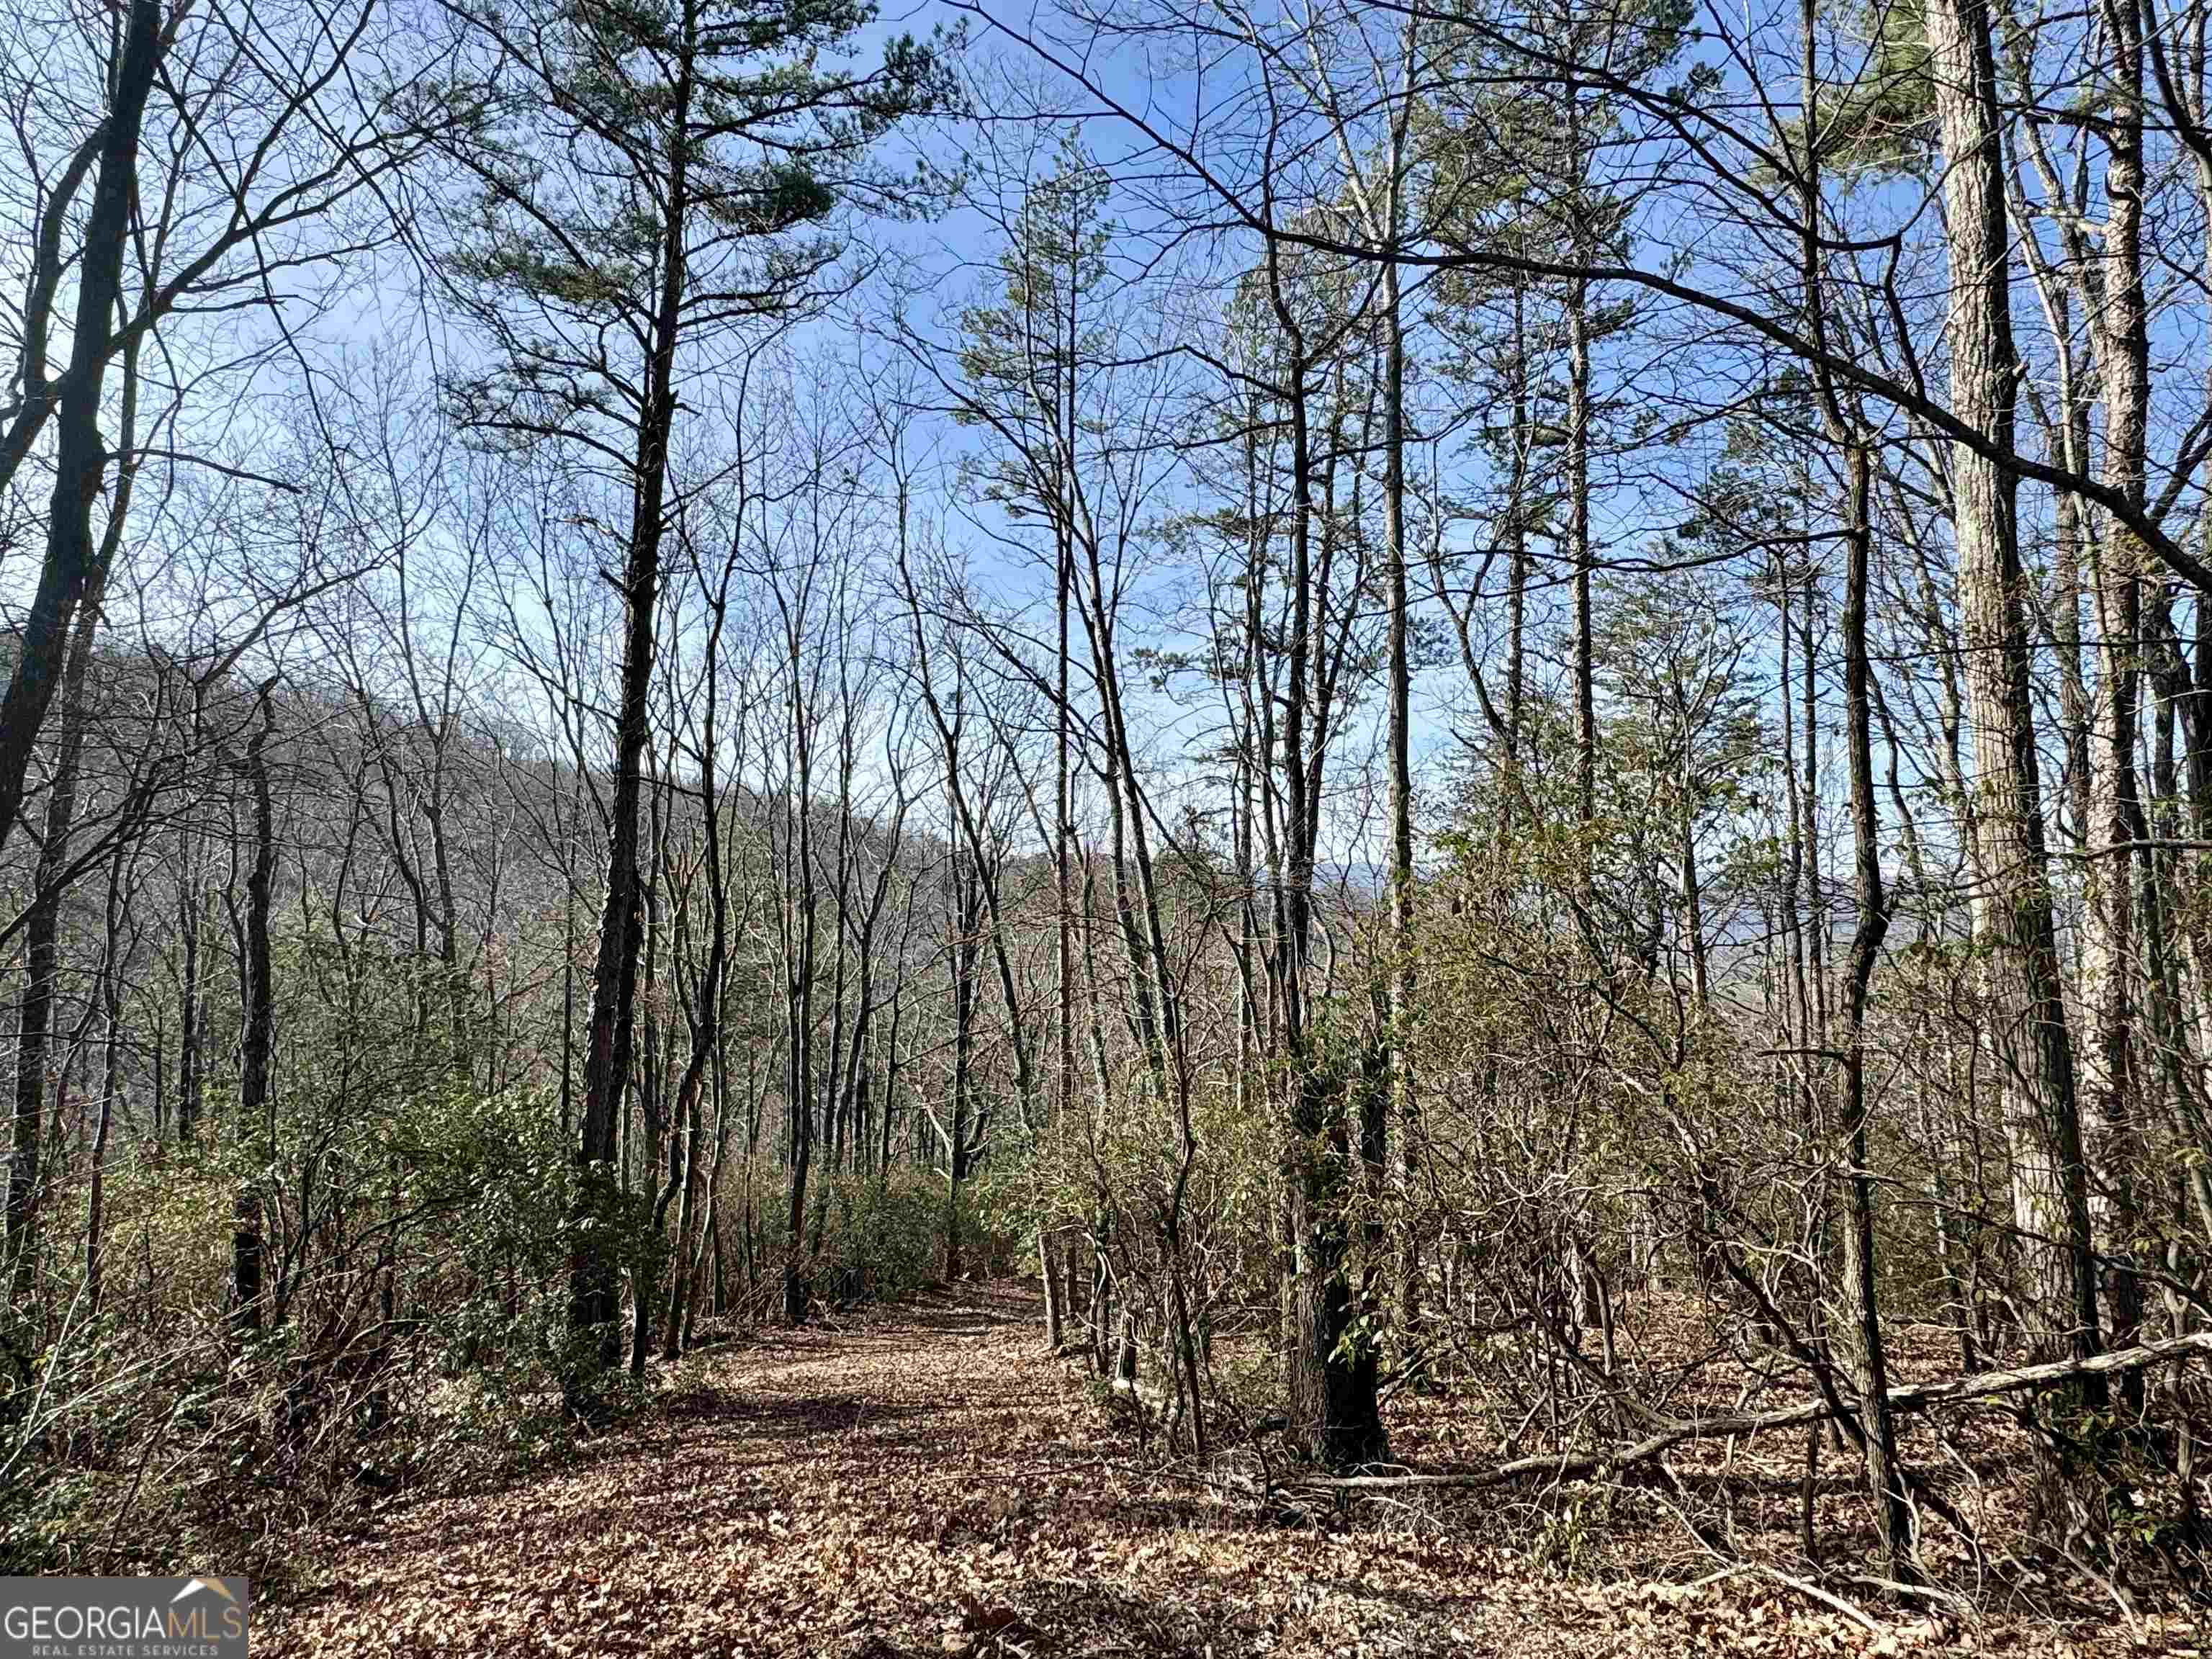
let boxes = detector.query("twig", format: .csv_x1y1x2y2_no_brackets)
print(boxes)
2059,1545,2145,1647
1752,1567,1887,1638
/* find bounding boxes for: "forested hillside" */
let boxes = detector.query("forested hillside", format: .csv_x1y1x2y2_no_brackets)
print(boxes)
3,0,2211,1642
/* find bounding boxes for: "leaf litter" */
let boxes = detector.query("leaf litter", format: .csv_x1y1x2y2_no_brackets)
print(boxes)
256,1285,2191,1658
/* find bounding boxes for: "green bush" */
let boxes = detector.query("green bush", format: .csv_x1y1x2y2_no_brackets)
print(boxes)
0,1072,648,1575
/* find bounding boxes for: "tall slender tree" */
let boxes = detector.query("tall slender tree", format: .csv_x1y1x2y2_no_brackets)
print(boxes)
433,0,950,1385
1925,0,2103,1529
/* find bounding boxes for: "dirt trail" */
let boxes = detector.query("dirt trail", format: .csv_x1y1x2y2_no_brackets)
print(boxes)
255,1285,2049,1658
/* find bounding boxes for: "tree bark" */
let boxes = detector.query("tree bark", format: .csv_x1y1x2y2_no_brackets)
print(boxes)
232,683,279,1336
0,0,161,865
2078,0,2151,1375
1925,0,2103,1534
572,17,696,1385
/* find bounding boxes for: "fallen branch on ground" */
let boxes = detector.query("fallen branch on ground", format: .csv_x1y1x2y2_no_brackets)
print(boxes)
1285,1330,2212,1493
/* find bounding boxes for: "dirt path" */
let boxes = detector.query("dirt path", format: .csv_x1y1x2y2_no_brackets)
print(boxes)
254,1285,2033,1658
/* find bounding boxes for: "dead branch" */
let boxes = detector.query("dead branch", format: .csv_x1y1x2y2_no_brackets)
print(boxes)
1287,1331,2212,1493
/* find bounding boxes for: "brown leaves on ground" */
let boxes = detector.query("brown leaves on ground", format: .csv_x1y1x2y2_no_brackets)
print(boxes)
258,1286,2176,1658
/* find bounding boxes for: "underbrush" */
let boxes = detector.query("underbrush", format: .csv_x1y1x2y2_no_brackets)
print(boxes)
0,1085,580,1578
1066,1282,2212,1639
1,1097,984,1578
709,1166,1016,1321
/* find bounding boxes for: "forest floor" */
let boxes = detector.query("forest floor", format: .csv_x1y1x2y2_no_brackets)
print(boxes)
258,1284,2185,1659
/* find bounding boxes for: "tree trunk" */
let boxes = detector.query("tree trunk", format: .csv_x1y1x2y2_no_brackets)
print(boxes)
572,37,695,1388
1925,0,2103,1536
2078,0,2151,1379
1836,436,1912,1573
7,521,116,1299
1382,172,1419,1337
0,0,161,864
1264,228,1386,1471
1568,287,1596,840
232,683,279,1336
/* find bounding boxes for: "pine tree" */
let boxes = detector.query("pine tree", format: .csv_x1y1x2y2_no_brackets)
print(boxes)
435,0,953,1394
